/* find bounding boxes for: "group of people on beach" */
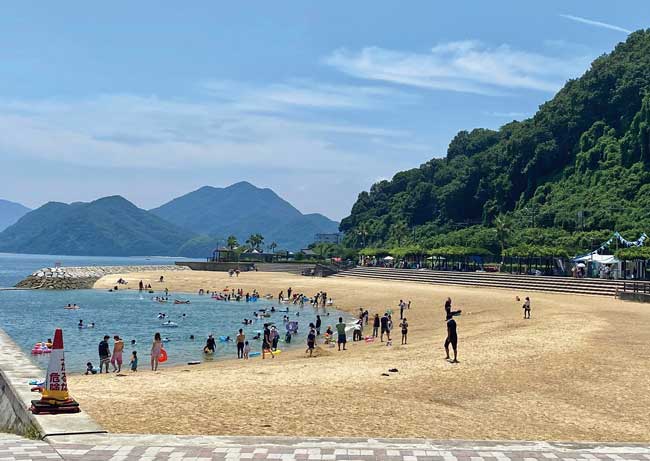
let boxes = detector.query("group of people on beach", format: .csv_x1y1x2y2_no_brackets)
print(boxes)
87,334,139,374
81,273,536,374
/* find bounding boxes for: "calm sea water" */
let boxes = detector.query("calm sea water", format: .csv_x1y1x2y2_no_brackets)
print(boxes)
0,252,191,287
0,253,348,373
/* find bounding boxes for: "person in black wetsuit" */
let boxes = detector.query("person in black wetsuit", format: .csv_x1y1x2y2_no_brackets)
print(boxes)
315,315,322,335
444,313,458,363
204,334,216,354
444,297,461,319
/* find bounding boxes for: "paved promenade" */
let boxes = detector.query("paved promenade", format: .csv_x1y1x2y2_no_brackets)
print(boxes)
1,433,650,461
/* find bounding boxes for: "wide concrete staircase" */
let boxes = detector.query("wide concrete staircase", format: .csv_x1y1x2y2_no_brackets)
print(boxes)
254,263,316,275
332,266,625,296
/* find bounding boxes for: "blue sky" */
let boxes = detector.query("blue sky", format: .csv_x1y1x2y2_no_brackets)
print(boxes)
0,1,646,220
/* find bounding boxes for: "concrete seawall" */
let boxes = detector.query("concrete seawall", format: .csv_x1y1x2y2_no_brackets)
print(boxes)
15,265,189,290
0,328,105,438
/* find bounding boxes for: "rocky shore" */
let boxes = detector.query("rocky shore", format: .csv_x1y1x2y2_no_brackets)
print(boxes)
14,265,189,290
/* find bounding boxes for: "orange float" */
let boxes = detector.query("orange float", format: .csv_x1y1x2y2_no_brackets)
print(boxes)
158,348,168,363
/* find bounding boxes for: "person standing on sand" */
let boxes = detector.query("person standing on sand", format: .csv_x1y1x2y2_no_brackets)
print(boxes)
400,318,408,345
523,297,531,319
236,329,245,359
263,324,275,359
111,335,124,372
151,332,162,371
373,314,380,337
444,313,459,363
306,327,316,357
399,299,405,319
336,317,347,351
98,335,111,374
380,313,389,342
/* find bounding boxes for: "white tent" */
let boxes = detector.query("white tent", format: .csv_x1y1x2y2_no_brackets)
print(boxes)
383,256,395,261
572,253,619,264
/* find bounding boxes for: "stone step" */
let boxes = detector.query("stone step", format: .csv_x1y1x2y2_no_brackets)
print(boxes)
333,268,619,296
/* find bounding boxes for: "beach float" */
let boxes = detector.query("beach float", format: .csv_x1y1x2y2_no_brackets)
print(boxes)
63,306,79,310
218,336,230,342
249,351,261,357
31,342,52,354
364,336,375,343
161,321,178,328
158,348,168,363
187,361,201,365
174,300,190,304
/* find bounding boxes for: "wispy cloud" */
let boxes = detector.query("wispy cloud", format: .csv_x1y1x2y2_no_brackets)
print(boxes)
484,111,528,119
201,79,413,112
0,89,419,174
560,14,631,34
324,41,590,95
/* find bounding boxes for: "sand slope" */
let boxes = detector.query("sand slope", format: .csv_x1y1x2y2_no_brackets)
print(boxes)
67,270,650,441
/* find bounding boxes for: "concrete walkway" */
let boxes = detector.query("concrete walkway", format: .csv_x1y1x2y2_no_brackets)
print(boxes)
2,433,650,461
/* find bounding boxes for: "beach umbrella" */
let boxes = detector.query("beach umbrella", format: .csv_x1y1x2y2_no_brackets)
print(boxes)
384,256,395,260
576,262,586,268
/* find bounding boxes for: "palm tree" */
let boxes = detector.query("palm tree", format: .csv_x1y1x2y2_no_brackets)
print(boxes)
226,235,238,250
356,223,369,248
269,241,278,254
246,233,264,251
494,215,512,264
390,220,409,246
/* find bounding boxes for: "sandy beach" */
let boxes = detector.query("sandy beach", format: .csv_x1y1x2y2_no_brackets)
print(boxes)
66,270,650,442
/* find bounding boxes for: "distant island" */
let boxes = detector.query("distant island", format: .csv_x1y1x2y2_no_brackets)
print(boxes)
0,182,339,257
0,199,30,232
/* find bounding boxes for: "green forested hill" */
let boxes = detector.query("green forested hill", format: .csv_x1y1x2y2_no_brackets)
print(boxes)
340,30,650,254
0,196,192,256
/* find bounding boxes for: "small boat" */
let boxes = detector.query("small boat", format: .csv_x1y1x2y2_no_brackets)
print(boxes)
174,300,190,305
161,321,178,328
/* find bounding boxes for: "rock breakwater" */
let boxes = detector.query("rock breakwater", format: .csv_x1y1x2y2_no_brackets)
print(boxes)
15,265,189,290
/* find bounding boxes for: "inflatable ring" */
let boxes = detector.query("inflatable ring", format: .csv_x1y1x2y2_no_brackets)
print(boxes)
158,348,168,363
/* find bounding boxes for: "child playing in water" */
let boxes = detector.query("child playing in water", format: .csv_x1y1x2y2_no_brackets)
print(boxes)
243,341,251,360
130,351,138,372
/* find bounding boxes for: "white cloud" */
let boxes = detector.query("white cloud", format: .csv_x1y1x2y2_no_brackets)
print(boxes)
560,14,631,34
484,111,529,119
201,79,413,112
0,90,419,175
324,41,591,95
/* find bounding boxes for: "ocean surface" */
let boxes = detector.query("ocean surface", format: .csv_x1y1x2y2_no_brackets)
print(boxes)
0,253,347,373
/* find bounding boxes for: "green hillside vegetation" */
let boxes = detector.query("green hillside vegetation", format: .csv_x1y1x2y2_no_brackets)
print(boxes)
340,30,650,257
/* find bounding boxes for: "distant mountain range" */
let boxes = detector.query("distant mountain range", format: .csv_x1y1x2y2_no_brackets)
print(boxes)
0,182,339,257
0,199,30,232
151,181,339,251
0,196,190,256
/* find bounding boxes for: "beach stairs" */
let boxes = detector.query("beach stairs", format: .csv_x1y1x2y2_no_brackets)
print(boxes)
331,266,625,297
252,263,317,275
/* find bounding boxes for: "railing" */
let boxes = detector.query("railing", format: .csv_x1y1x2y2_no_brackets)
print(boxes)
621,281,650,293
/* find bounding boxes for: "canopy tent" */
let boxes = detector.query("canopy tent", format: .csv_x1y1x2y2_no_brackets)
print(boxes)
383,256,395,261
572,253,619,264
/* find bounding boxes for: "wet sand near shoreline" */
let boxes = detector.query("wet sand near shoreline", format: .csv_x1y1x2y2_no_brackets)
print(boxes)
67,270,650,441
